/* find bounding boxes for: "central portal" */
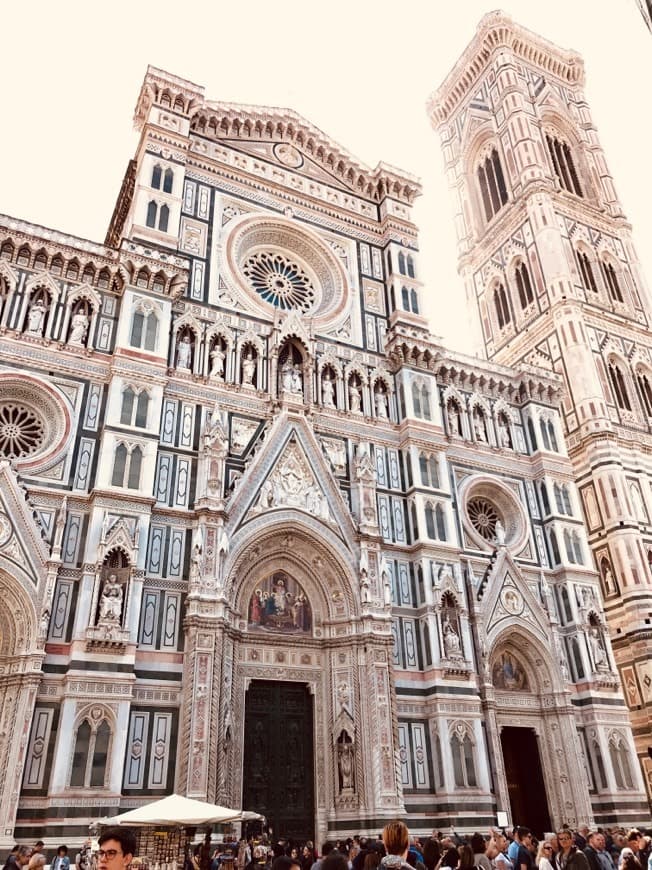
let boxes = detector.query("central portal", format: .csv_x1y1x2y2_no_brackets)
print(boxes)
243,680,314,841
500,726,552,837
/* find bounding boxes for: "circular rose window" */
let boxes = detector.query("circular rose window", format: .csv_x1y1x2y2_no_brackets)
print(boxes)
223,214,350,328
0,373,73,473
458,474,529,553
242,251,316,312
468,497,501,541
0,404,45,458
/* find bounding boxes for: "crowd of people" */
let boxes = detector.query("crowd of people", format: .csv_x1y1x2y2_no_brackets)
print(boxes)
5,822,652,870
197,823,652,870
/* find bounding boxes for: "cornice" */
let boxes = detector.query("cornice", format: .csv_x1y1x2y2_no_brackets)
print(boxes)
428,11,584,126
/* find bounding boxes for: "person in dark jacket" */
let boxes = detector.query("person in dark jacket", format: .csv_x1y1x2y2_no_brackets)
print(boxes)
584,832,615,870
557,831,589,870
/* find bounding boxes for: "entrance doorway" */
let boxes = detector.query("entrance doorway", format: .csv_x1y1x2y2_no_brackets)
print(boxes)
243,680,314,841
500,726,552,837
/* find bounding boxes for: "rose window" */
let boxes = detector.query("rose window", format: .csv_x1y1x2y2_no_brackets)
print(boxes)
0,403,45,459
242,251,316,312
467,497,501,541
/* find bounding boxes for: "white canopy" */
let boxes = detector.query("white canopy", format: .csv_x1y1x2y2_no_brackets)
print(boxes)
104,794,263,826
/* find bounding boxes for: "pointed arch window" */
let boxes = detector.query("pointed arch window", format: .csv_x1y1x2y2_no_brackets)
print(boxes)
70,716,111,788
546,133,583,196
407,255,415,279
477,148,508,222
410,288,419,314
121,388,149,428
151,165,162,189
401,286,410,310
494,284,511,329
591,738,608,790
435,504,447,540
163,168,174,194
514,261,534,309
425,502,436,539
637,370,652,417
398,252,406,275
572,530,583,564
540,482,550,515
419,453,429,487
550,529,560,565
576,250,598,293
527,418,538,452
608,361,632,411
540,418,558,452
601,261,623,303
130,309,158,352
146,201,158,229
450,727,477,788
112,443,144,490
158,204,170,233
609,733,634,790
564,528,576,563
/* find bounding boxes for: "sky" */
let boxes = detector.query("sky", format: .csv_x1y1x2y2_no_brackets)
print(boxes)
1,0,650,355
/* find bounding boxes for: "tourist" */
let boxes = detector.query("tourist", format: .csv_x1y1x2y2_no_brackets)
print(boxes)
380,823,412,870
97,827,137,870
52,848,70,870
556,830,589,870
472,834,492,870
536,842,555,870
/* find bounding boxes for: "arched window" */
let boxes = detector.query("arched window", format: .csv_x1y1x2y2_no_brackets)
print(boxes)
477,148,508,222
121,388,149,428
120,388,135,425
401,287,410,310
146,201,158,228
130,309,158,352
398,252,406,275
572,531,583,565
564,528,575,563
159,204,170,233
636,370,652,417
608,361,632,411
428,455,439,488
601,261,623,303
546,133,583,196
151,165,162,189
554,483,564,514
576,250,598,293
450,726,477,788
550,530,560,565
609,733,634,790
421,385,431,419
527,418,538,452
547,420,558,452
425,502,436,539
435,504,447,540
494,284,511,329
561,586,573,623
419,454,429,486
540,482,550,515
540,419,551,451
571,637,585,680
407,255,415,279
112,443,143,490
412,382,421,418
70,716,111,788
163,168,174,194
514,261,534,309
591,738,608,790
410,288,419,314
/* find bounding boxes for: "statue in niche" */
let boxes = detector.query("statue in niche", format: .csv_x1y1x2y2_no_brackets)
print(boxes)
473,408,487,442
492,651,528,690
495,519,506,545
242,350,256,387
68,310,89,346
281,358,294,392
589,626,608,671
209,344,225,379
322,370,335,407
292,363,302,394
248,571,311,633
375,387,388,419
26,299,47,335
497,414,512,448
337,732,355,793
176,334,192,370
98,573,124,623
442,614,463,659
602,562,617,595
447,402,460,435
349,379,362,413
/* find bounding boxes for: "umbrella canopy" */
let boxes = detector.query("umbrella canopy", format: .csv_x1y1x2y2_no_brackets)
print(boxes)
104,794,263,826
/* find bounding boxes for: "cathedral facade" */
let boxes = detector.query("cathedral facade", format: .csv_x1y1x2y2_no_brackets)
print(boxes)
0,13,649,848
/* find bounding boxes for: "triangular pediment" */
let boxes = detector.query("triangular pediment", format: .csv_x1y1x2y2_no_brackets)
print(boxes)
0,460,50,590
481,548,550,644
227,414,356,543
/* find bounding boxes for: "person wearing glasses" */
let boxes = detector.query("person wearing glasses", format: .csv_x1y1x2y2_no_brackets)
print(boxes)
97,827,137,870
536,842,556,870
557,831,589,870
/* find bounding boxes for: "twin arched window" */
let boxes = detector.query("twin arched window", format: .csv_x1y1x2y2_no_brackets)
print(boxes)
563,528,583,564
494,284,510,329
636,369,652,417
151,165,174,194
514,261,534,309
554,483,572,515
120,388,149,428
425,502,447,540
130,308,159,352
401,286,419,314
397,252,415,278
450,726,477,788
608,733,634,790
546,133,583,197
477,148,508,222
146,201,170,233
70,716,111,788
112,443,143,489
576,250,598,293
419,453,439,488
608,360,632,411
539,417,559,452
601,261,623,303
412,381,431,419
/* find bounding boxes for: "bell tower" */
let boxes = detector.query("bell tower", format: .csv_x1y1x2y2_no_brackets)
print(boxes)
429,11,652,800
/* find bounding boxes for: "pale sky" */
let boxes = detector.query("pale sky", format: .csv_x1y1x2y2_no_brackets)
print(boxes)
1,0,650,355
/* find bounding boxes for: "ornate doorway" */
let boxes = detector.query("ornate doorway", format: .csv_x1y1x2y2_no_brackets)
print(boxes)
243,680,314,841
500,726,552,836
